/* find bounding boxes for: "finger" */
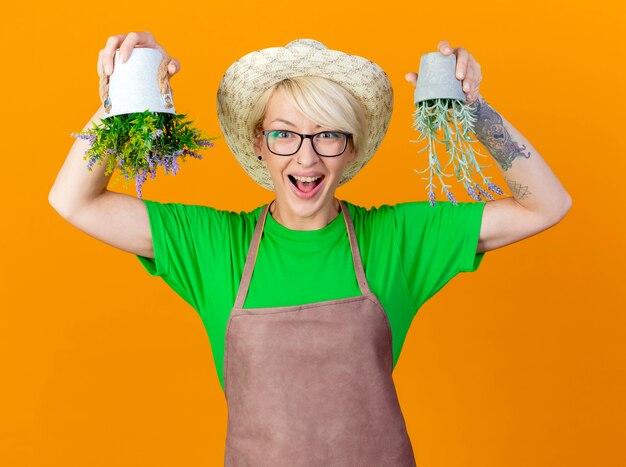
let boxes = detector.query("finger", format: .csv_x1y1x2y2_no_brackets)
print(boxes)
437,40,453,54
464,55,482,84
461,60,479,94
465,81,481,104
167,57,181,76
454,48,470,80
466,88,475,102
102,34,127,76
405,72,417,86
118,31,159,64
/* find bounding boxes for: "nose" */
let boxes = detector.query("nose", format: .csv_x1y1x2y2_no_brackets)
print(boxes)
295,137,320,166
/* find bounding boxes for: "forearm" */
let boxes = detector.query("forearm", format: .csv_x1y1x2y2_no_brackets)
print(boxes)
49,105,113,216
470,95,572,219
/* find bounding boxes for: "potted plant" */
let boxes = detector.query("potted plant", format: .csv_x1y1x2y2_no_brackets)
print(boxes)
71,48,217,198
411,52,504,206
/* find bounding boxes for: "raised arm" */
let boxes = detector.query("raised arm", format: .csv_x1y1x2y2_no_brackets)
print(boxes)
48,32,180,258
470,95,572,253
408,41,572,254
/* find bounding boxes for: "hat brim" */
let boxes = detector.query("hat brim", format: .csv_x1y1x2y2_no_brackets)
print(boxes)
217,39,394,191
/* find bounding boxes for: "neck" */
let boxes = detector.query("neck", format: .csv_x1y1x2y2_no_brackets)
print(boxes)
270,198,341,230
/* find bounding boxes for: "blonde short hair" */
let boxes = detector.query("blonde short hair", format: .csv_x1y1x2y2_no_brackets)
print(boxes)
247,76,368,159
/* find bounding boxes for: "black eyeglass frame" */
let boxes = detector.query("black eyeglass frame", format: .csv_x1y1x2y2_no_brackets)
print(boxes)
261,130,353,157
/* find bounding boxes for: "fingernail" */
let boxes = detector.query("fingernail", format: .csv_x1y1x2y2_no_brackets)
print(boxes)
445,48,452,53
104,65,111,75
457,71,464,79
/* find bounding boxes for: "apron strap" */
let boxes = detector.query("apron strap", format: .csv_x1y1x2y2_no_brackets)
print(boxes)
233,202,272,309
234,200,371,309
339,200,371,296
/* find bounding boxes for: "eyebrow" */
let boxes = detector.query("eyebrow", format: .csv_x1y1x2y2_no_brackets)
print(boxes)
269,119,322,129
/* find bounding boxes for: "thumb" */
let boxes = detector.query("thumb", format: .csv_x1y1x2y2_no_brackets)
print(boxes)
405,72,418,87
167,57,181,76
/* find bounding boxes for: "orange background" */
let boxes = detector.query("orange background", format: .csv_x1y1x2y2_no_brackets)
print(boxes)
1,0,624,466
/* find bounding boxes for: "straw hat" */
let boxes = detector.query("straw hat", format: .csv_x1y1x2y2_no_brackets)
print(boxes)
216,39,394,191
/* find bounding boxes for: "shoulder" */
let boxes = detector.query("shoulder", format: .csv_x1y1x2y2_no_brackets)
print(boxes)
140,199,267,231
341,199,433,226
341,199,485,240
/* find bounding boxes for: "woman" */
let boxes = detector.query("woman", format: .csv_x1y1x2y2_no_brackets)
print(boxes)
49,32,572,466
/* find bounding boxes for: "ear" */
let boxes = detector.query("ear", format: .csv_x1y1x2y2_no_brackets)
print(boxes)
252,131,264,158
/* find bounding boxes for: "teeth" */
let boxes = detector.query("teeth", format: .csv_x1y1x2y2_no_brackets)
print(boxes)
293,175,321,183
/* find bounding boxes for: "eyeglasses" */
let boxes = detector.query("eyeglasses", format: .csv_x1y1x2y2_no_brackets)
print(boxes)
262,130,352,157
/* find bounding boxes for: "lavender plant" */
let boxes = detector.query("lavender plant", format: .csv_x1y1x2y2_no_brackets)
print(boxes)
72,110,217,198
411,98,504,206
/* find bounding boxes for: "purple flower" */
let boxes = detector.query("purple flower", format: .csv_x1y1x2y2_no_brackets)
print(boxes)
445,189,458,205
172,155,180,175
150,129,164,140
465,183,482,202
477,185,494,201
71,132,96,146
135,169,148,199
87,157,97,170
164,154,178,175
149,159,157,179
197,139,215,148
149,154,157,179
487,181,504,195
428,188,436,207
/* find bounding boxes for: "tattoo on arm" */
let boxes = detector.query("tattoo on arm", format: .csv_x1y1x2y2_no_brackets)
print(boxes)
505,178,532,200
470,96,532,171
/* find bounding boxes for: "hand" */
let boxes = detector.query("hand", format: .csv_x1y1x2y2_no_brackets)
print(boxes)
405,40,483,105
97,31,180,79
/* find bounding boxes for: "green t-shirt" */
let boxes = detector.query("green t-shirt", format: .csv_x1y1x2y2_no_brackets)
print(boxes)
136,199,486,391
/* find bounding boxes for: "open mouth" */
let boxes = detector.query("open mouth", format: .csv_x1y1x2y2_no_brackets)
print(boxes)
288,174,325,194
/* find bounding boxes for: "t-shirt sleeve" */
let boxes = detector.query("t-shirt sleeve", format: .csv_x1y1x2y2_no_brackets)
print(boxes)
135,199,227,311
392,201,486,310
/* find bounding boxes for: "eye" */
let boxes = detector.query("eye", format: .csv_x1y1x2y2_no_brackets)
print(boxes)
317,132,342,139
269,130,295,139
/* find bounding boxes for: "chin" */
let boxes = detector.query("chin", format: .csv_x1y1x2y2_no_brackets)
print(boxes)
287,197,328,219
